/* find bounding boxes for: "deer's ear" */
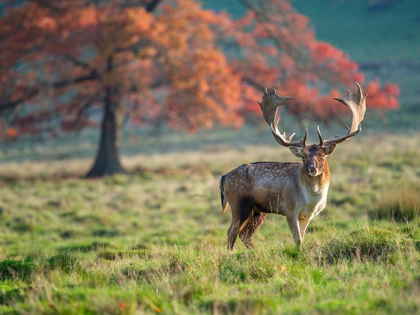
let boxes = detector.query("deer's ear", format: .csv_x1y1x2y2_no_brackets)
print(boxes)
323,144,337,155
289,146,304,157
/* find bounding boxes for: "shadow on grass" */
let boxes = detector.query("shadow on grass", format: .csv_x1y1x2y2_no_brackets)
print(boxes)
0,249,81,282
308,228,401,265
199,297,269,315
367,181,420,222
0,259,36,281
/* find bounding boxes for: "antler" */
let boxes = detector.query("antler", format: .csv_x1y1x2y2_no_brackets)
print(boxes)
257,88,293,125
258,88,307,148
317,83,367,146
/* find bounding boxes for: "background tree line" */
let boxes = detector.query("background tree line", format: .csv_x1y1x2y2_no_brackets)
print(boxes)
0,0,399,177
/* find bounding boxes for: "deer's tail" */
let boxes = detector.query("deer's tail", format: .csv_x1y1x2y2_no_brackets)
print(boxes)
220,175,229,214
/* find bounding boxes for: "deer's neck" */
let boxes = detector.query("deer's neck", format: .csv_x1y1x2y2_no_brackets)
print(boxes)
299,161,330,194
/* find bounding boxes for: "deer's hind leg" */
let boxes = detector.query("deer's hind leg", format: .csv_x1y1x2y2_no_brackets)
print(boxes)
239,210,266,249
227,197,254,251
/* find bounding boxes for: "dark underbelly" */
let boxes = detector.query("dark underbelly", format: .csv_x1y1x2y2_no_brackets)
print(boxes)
254,203,286,216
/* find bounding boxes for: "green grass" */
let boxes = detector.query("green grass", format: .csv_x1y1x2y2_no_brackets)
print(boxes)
1,1,419,312
0,130,419,314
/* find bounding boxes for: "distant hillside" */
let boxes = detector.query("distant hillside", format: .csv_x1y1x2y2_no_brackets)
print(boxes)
202,0,420,129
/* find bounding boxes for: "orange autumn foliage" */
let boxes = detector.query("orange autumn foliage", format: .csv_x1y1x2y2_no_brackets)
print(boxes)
220,0,399,122
0,0,399,138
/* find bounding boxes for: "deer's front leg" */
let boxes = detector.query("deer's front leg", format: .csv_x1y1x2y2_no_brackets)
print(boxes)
298,218,311,241
286,214,302,246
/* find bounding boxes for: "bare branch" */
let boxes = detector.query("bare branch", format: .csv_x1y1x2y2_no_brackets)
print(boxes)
0,70,100,112
53,70,99,88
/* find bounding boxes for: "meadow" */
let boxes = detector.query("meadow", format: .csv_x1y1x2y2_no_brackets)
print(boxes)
0,129,419,314
1,0,419,313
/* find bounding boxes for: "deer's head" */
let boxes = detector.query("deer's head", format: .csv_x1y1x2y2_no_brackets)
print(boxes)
258,83,367,177
288,144,333,177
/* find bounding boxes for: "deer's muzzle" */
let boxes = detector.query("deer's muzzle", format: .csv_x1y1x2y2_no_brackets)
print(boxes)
308,165,317,176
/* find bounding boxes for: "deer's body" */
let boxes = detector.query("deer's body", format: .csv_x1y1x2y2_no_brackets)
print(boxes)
221,146,331,250
222,161,330,217
220,84,366,250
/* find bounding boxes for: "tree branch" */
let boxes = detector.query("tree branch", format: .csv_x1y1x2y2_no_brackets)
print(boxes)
0,70,100,112
145,0,163,12
242,77,264,90
0,88,39,112
63,55,93,70
53,70,99,88
238,0,291,54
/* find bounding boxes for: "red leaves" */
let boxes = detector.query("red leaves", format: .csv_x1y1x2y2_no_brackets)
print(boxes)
6,128,18,140
309,41,364,85
37,17,57,31
0,0,400,138
365,80,400,110
226,0,399,123
78,6,99,27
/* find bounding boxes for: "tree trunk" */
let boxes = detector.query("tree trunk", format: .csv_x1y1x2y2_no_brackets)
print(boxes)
86,57,125,178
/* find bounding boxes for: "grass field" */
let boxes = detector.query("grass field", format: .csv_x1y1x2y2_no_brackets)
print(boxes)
1,0,419,313
0,129,419,314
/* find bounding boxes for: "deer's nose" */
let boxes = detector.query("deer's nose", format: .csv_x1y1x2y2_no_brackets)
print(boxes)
308,165,316,171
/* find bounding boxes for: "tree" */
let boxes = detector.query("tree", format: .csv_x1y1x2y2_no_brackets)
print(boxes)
224,0,399,123
0,0,243,176
0,0,399,176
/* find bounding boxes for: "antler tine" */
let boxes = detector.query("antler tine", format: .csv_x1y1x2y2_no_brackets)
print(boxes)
302,128,308,147
332,82,367,133
270,107,307,148
319,83,367,146
317,125,324,146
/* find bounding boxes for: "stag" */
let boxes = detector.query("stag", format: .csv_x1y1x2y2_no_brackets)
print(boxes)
220,83,367,250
